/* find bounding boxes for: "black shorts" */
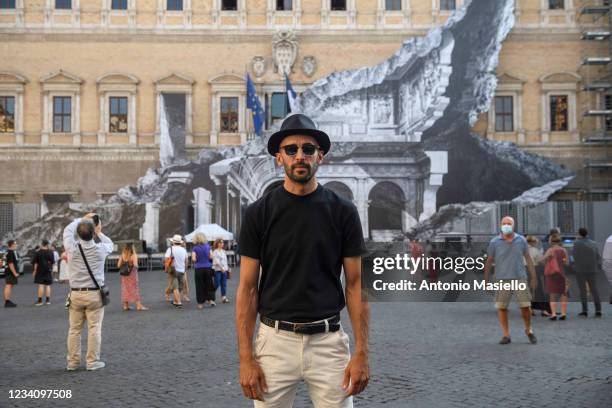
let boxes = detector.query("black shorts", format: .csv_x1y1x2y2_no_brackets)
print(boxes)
34,273,53,285
5,273,18,285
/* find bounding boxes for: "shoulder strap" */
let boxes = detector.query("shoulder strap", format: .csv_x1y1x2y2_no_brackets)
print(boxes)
78,243,101,289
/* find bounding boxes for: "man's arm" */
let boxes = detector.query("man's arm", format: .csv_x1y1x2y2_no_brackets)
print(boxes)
63,218,81,251
524,253,537,288
342,255,370,396
483,255,494,282
236,255,267,401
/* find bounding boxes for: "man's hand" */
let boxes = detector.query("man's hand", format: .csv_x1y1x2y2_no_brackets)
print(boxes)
239,358,267,401
83,213,102,235
342,350,369,396
530,276,538,290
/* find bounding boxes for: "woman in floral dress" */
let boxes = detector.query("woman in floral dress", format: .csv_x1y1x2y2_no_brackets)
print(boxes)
117,243,148,311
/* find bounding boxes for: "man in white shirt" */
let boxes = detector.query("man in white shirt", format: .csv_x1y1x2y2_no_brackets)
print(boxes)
63,213,113,371
602,234,612,305
165,235,188,308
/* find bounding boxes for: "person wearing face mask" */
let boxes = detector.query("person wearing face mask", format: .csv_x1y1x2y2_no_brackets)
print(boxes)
484,216,538,345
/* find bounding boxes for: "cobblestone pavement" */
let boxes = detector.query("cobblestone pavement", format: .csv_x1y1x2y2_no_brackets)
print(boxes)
1,269,610,407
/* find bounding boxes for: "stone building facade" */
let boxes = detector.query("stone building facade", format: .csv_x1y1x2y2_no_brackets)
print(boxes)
0,0,611,243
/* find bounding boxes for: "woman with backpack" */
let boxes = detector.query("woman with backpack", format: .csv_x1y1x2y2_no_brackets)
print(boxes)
544,233,569,320
117,243,148,311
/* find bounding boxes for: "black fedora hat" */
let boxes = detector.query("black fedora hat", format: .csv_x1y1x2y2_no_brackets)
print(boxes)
267,114,331,156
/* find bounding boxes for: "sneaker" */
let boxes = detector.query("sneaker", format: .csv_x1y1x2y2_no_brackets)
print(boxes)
4,300,17,308
210,301,216,307
66,365,79,371
172,302,183,309
595,311,602,318
86,361,106,371
578,311,588,317
499,336,511,345
526,331,537,345
222,297,230,304
35,300,44,306
46,300,51,305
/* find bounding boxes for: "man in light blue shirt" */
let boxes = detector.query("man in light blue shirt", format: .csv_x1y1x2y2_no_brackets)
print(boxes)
63,213,113,371
484,216,537,345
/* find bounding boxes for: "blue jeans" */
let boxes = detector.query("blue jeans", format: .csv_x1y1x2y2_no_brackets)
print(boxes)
214,270,227,298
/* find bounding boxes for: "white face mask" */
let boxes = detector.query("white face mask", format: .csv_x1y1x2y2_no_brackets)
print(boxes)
501,225,513,234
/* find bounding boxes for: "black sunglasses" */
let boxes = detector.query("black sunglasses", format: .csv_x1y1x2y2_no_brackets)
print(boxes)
279,143,319,156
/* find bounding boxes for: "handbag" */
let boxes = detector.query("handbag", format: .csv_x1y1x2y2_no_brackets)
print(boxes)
119,258,131,276
77,244,110,306
164,246,174,272
544,248,562,276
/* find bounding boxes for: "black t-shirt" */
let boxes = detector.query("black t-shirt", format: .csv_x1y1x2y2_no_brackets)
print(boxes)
33,249,54,276
6,250,17,272
239,183,367,322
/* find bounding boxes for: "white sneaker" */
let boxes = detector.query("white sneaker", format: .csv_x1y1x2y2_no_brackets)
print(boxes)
86,361,106,371
210,301,216,307
66,365,79,371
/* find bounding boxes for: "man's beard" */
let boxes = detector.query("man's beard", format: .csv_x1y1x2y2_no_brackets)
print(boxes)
284,162,318,184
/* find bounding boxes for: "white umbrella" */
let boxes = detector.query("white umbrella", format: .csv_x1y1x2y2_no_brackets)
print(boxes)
184,224,234,242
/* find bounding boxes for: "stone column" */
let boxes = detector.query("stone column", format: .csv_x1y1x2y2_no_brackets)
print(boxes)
421,151,448,221
142,202,160,251
192,187,213,228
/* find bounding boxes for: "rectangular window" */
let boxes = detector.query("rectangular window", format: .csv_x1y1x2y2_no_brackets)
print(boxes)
276,0,292,11
556,201,574,234
386,0,401,11
548,0,564,10
220,97,239,133
269,92,288,127
109,97,128,133
0,202,13,240
494,96,514,132
53,96,71,133
605,95,612,132
167,0,183,11
0,96,15,133
331,0,346,11
111,0,127,10
0,0,16,9
550,95,568,132
55,0,71,9
440,0,456,10
222,0,237,11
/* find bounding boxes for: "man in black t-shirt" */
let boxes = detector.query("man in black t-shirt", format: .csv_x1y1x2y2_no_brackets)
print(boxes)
236,114,370,407
33,239,55,306
3,240,20,308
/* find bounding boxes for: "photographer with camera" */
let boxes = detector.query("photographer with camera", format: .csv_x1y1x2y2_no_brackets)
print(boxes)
62,213,113,371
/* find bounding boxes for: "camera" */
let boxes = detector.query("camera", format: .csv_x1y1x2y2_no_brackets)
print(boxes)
92,214,100,226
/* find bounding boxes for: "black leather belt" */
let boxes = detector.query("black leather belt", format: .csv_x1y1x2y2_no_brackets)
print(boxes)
71,287,98,291
260,314,341,334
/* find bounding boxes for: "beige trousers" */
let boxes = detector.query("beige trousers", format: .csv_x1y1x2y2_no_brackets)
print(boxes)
254,322,353,408
67,291,105,367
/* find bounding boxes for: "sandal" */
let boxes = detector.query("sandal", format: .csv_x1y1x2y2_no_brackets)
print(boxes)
499,336,511,345
549,315,557,321
559,315,566,320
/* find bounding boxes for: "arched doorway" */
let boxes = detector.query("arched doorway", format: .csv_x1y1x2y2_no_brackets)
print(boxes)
368,182,404,235
324,181,354,201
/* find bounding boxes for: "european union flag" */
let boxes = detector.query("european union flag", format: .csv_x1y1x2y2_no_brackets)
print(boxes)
246,74,265,137
285,74,297,112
